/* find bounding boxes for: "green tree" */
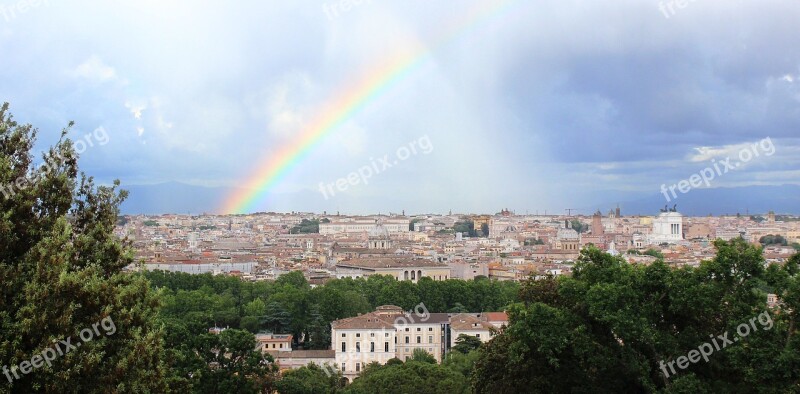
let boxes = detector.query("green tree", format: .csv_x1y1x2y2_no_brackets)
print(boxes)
0,103,167,392
275,363,343,394
452,334,482,354
410,349,437,364
472,240,800,393
344,359,469,394
194,329,279,393
290,219,320,234
570,219,588,234
262,302,292,334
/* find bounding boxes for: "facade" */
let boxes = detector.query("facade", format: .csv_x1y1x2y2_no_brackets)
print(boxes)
320,218,410,235
330,306,508,381
335,257,451,282
449,313,499,347
649,212,684,244
255,333,293,353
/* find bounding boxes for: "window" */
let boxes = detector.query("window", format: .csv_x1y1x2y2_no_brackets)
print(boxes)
385,333,389,337
416,328,421,332
370,333,375,337
356,363,361,372
341,342,346,352
428,336,433,343
370,342,375,352
356,333,361,338
342,333,346,338
405,336,410,344
405,348,409,353
405,328,409,332
428,328,433,331
356,342,361,352
416,336,421,344
385,342,389,352
341,363,346,372
476,334,481,339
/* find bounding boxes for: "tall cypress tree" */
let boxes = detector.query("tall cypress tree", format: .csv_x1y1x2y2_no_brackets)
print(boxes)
0,103,167,393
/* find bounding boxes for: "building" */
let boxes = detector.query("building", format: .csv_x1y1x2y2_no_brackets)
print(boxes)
330,306,507,381
649,211,684,244
255,333,293,353
449,313,499,347
331,307,401,381
320,218,410,235
335,257,451,282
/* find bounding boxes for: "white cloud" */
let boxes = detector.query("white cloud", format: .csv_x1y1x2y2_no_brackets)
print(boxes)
125,101,147,119
70,56,117,82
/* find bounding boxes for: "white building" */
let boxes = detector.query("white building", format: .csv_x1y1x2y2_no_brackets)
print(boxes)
320,217,410,235
649,212,683,244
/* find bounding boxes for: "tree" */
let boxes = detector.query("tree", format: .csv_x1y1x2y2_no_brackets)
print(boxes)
0,103,168,392
570,219,588,234
454,220,477,237
452,334,482,354
344,359,469,394
643,248,664,259
194,329,279,393
262,302,292,334
304,305,331,350
481,223,489,237
411,349,437,364
472,240,799,393
290,219,320,234
275,363,343,394
760,234,788,246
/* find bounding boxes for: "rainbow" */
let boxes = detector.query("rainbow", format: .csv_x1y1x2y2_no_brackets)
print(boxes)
221,0,519,214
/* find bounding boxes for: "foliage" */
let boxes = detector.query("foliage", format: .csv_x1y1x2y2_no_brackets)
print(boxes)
290,219,320,234
760,234,788,246
343,360,469,394
454,220,477,237
570,219,588,234
643,248,665,259
410,349,437,364
472,239,800,393
275,364,343,394
192,329,280,393
452,334,483,355
0,103,167,393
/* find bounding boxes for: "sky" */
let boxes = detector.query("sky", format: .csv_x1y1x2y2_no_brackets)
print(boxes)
1,0,799,215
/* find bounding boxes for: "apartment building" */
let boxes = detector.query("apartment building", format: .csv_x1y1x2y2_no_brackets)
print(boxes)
330,306,507,381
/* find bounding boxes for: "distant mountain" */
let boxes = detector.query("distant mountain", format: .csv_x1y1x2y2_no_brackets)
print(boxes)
119,182,800,216
611,185,800,216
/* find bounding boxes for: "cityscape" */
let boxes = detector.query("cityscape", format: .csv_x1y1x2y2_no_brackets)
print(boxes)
3,0,800,393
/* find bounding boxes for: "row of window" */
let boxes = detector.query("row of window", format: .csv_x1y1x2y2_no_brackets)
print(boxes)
342,342,391,352
340,335,438,352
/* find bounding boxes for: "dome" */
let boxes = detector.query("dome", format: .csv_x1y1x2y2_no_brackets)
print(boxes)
369,222,390,239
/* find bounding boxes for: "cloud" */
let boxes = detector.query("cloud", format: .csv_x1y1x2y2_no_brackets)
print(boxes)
70,56,117,83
